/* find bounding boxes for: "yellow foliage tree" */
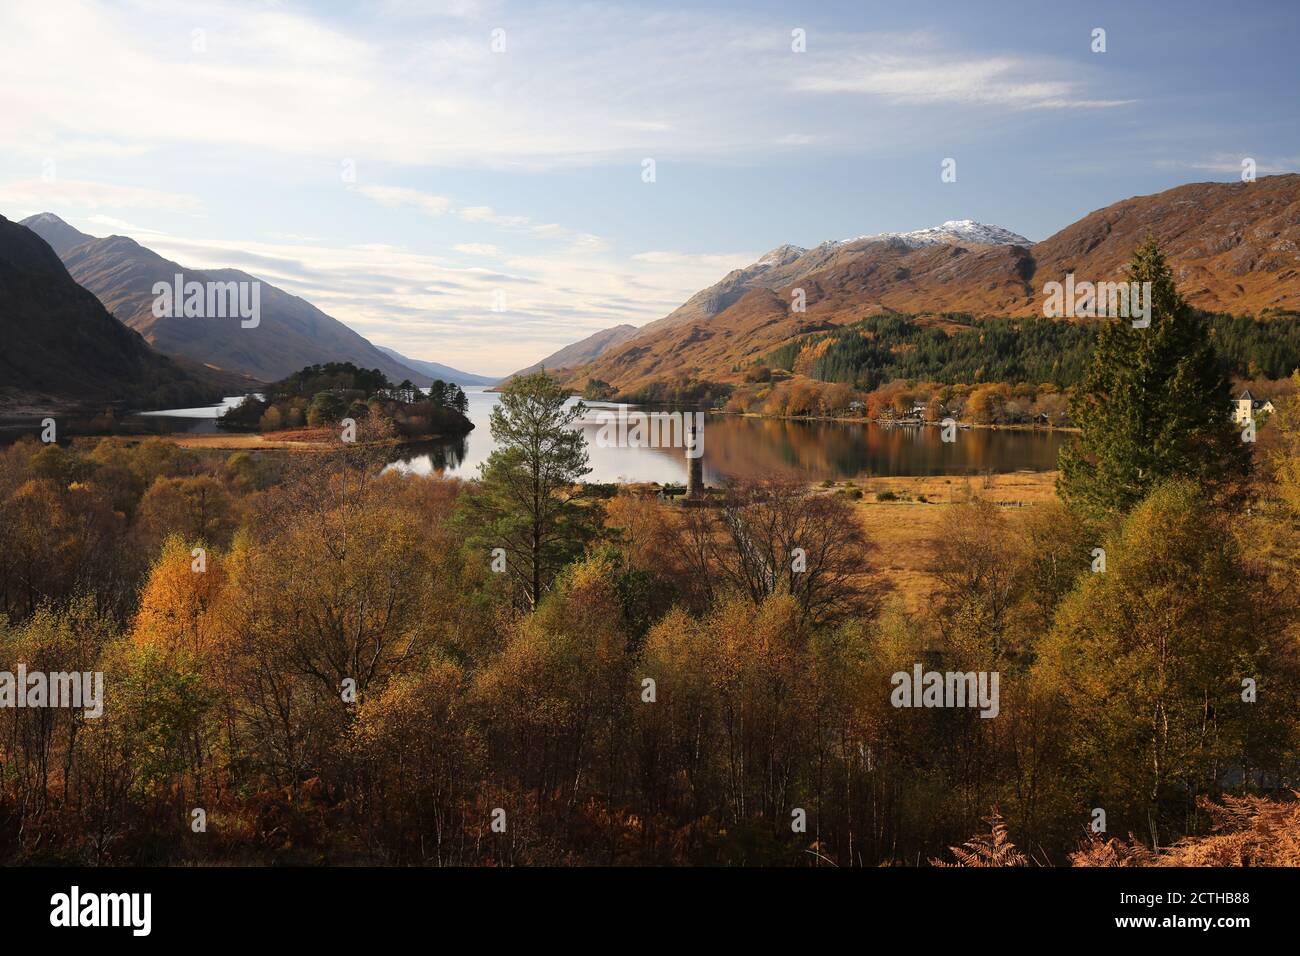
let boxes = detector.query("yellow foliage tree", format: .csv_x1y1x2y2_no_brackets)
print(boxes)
131,534,227,660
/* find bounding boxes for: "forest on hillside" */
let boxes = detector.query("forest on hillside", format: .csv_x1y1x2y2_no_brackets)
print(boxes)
763,311,1300,391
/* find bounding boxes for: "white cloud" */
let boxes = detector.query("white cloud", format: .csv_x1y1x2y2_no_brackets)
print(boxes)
458,204,608,250
615,120,673,132
57,220,758,377
0,178,203,213
343,189,609,251
83,214,168,235
354,184,453,216
454,242,501,256
631,250,757,270
376,0,487,20
459,206,530,228
1157,154,1300,175
795,54,1135,110
0,3,1132,169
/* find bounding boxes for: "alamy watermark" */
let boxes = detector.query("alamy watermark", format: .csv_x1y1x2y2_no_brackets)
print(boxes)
593,409,704,458
890,664,999,718
1042,274,1152,328
50,886,150,936
0,666,104,718
151,273,261,328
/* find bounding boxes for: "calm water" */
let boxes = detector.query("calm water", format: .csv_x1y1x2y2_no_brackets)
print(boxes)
138,387,1069,482
135,395,254,433
393,388,1070,482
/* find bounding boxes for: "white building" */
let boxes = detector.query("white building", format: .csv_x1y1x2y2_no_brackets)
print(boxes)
1231,389,1275,424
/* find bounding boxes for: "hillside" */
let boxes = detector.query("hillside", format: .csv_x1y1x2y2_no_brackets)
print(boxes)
506,324,641,380
0,216,222,407
20,214,432,386
376,346,495,386
568,176,1300,394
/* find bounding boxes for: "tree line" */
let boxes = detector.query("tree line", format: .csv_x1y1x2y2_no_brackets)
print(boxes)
763,306,1300,392
220,361,470,439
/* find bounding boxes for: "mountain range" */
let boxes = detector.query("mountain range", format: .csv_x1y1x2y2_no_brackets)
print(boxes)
9,175,1300,408
376,346,496,386
18,214,489,388
505,324,641,380
553,175,1300,394
0,215,223,408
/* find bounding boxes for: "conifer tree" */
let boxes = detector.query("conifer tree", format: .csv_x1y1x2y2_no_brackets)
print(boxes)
1058,236,1251,516
461,371,598,608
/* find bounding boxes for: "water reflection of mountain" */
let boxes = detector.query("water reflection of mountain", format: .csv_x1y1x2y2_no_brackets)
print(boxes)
389,395,1069,483
639,414,1069,483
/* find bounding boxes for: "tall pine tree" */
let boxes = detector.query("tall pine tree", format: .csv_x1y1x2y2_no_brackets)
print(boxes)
460,371,600,609
1058,236,1251,516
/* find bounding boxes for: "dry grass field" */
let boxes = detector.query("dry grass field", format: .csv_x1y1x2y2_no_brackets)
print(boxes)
836,471,1059,612
167,432,323,450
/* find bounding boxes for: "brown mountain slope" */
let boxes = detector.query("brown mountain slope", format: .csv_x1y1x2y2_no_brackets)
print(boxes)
1026,175,1300,315
505,323,641,380
570,175,1300,393
636,243,826,338
570,239,1038,392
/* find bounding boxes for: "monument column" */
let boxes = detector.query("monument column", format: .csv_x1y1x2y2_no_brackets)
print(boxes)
685,416,703,499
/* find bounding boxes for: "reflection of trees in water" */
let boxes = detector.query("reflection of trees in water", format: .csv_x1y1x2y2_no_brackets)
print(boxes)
389,436,469,473
699,415,1070,480
448,405,1068,481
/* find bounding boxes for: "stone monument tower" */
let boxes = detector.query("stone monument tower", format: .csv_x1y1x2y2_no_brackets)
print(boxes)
685,416,703,499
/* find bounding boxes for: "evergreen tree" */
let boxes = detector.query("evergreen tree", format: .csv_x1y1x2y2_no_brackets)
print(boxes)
451,384,468,414
461,371,599,608
1058,237,1251,516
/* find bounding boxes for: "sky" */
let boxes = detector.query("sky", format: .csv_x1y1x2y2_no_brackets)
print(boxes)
2,0,1298,377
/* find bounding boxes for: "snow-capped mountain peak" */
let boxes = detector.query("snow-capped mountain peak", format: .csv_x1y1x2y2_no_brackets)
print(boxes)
753,243,809,270
839,219,1031,248
24,212,67,227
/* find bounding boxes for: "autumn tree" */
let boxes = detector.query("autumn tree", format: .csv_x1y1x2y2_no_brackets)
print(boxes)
0,479,123,617
131,534,227,660
712,479,875,626
637,594,811,859
135,475,237,552
472,552,634,833
929,497,1027,666
965,383,1011,424
349,656,477,863
1034,481,1289,847
1252,372,1300,570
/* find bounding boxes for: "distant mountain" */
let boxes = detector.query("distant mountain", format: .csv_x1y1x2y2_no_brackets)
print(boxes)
633,221,1030,345
506,324,640,381
20,214,431,386
375,346,495,386
838,219,1031,248
566,176,1300,394
20,212,94,256
0,216,222,407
